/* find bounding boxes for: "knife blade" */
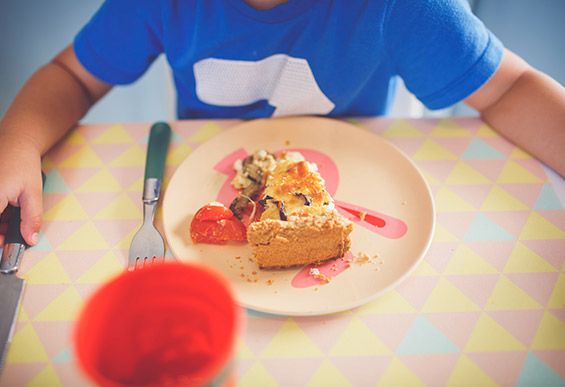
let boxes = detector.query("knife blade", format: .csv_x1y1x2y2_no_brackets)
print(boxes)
0,205,27,369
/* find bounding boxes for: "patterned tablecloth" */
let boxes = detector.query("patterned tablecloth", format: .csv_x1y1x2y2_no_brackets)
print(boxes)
1,117,564,386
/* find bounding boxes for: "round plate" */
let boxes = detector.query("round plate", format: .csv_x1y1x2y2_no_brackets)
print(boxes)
163,116,435,316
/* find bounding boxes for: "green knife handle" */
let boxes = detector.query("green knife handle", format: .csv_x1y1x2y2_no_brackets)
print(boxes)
144,122,172,182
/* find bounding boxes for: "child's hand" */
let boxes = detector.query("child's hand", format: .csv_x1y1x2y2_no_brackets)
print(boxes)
0,135,43,246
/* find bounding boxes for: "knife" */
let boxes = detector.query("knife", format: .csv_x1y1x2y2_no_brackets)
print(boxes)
0,173,45,369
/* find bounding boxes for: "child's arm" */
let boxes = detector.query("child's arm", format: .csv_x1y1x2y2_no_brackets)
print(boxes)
0,44,111,245
465,48,565,177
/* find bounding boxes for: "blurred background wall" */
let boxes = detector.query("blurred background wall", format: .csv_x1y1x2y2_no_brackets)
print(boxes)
1,0,564,123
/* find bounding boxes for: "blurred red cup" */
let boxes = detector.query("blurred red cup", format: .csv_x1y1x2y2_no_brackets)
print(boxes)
74,262,240,386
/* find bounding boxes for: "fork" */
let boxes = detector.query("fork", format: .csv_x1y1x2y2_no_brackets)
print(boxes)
128,122,172,270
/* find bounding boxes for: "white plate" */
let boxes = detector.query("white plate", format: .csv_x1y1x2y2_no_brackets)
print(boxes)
163,117,435,316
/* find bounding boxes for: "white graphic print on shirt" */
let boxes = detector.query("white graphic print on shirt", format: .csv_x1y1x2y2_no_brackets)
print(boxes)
194,54,335,116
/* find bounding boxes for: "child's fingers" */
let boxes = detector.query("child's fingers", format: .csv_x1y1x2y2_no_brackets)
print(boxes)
19,188,43,246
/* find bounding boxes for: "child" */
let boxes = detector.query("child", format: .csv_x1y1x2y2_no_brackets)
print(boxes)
0,0,564,246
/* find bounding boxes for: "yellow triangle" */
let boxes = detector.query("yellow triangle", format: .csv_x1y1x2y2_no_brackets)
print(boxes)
65,130,87,145
481,186,529,211
56,221,109,250
431,119,471,137
109,144,146,166
6,323,49,363
28,365,62,387
378,358,424,387
23,253,71,284
421,171,442,186
504,242,557,273
485,276,542,310
446,161,492,185
76,251,123,284
383,120,423,138
510,147,532,160
235,339,254,359
413,260,439,276
94,193,141,220
548,274,565,309
435,188,476,212
433,224,459,242
447,355,497,387
43,194,89,221
127,176,145,192
531,311,565,350
519,212,565,240
357,291,417,315
261,319,324,357
34,286,83,321
237,361,278,387
477,124,499,138
413,139,458,160
167,143,192,166
76,168,122,192
17,307,30,323
444,245,497,275
59,146,103,168
92,124,134,144
497,161,544,184
330,318,391,356
189,122,223,142
309,359,351,387
422,278,480,312
465,313,525,352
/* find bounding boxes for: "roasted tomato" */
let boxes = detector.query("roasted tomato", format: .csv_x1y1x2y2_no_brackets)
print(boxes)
190,203,247,244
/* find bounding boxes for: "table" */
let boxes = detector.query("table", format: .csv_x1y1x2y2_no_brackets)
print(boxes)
1,117,564,386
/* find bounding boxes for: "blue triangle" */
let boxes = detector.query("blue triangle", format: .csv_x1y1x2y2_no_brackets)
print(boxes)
464,213,514,241
462,138,505,160
397,316,458,355
53,347,74,364
28,233,52,252
535,185,563,210
43,170,70,193
517,353,563,387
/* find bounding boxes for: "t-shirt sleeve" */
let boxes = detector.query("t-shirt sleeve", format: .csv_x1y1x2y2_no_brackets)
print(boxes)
383,0,504,109
73,0,163,85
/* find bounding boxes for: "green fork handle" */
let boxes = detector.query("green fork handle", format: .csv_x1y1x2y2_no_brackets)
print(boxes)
144,122,172,182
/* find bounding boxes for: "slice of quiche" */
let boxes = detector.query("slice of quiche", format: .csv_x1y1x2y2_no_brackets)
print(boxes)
231,151,352,269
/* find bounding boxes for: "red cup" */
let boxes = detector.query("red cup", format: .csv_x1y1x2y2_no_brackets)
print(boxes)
74,262,240,386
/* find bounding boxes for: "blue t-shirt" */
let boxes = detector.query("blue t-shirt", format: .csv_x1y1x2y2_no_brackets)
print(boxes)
74,0,503,119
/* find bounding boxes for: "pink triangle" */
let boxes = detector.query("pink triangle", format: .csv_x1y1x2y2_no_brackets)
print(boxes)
56,251,108,281
91,143,131,163
355,117,390,134
535,350,565,378
261,358,322,385
43,193,69,212
43,220,87,249
92,219,141,247
47,142,83,166
121,123,152,142
387,138,424,157
447,275,499,308
435,137,472,156
483,211,530,239
0,364,46,386
33,321,73,358
75,192,120,218
53,364,92,386
396,276,438,310
74,283,100,301
423,242,459,272
506,272,559,305
466,160,506,181
515,159,548,180
452,117,484,133
235,359,255,380
295,314,353,353
109,166,144,189
450,185,492,208
481,136,514,156
412,160,456,183
80,122,113,141
521,240,565,270
58,167,100,190
22,284,68,319
400,354,458,386
487,310,544,346
360,314,416,352
466,241,515,271
332,357,391,385
500,183,543,207
241,316,286,355
427,312,481,348
538,210,565,230
550,309,565,324
19,250,50,275
467,352,526,386
437,212,476,240
407,118,438,134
